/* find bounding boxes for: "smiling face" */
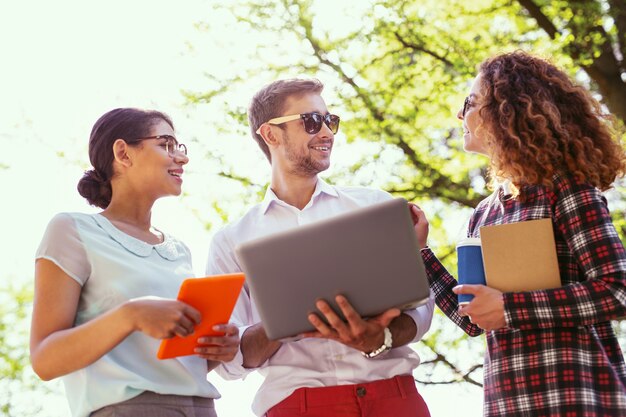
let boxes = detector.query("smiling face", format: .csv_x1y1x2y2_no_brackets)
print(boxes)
457,73,489,155
271,93,334,177
127,119,189,198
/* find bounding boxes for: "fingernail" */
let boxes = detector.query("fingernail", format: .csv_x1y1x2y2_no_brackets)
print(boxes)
213,325,223,331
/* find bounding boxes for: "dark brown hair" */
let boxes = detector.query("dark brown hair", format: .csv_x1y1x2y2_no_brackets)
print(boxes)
77,108,174,209
476,51,625,196
248,78,324,161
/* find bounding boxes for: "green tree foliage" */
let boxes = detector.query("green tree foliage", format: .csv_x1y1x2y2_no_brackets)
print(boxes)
192,0,625,216
0,284,43,416
189,0,626,386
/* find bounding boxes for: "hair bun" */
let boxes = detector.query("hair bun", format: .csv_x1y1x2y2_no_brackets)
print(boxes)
77,169,112,209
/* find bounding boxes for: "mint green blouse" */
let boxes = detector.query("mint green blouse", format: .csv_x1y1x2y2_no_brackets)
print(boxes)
36,213,219,417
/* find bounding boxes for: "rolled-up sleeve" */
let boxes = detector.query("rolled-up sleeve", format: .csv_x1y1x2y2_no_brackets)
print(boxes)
402,291,435,342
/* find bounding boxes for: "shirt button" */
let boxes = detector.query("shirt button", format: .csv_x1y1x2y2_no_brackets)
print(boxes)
356,387,366,397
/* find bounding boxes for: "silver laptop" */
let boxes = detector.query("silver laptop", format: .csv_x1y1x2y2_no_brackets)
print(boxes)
234,198,430,341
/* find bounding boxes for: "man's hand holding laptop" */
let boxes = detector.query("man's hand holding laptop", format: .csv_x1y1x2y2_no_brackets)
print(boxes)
301,295,401,353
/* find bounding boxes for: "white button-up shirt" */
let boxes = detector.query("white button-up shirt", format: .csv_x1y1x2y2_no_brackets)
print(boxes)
206,179,434,416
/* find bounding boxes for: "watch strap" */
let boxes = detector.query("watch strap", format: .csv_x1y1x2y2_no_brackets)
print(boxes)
361,327,392,358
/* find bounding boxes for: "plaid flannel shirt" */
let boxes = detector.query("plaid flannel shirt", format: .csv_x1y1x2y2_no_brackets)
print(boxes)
422,174,626,416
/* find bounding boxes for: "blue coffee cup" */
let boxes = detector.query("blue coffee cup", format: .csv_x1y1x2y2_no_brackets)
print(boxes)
456,238,486,304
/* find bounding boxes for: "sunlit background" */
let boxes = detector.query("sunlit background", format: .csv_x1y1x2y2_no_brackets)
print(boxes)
2,0,625,416
0,1,482,415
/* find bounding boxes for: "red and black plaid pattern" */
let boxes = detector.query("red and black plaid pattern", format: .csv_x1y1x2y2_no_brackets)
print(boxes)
422,174,626,416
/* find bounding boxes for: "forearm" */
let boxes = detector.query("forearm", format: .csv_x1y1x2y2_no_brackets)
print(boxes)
388,313,417,347
504,275,626,330
240,323,281,368
421,248,484,336
509,180,626,330
30,303,135,381
206,360,220,372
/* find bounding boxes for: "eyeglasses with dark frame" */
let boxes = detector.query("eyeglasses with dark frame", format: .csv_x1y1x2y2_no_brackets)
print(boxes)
462,96,475,118
256,112,341,135
130,135,187,156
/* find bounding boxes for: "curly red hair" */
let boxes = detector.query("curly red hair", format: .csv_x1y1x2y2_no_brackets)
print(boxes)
476,51,626,196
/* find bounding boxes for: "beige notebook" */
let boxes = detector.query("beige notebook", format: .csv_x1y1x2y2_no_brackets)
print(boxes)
479,218,561,292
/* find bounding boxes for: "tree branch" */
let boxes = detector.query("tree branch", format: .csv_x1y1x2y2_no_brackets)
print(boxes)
517,0,626,122
608,0,626,70
563,3,626,122
393,32,456,69
418,340,483,387
218,171,264,190
517,0,559,39
291,1,479,207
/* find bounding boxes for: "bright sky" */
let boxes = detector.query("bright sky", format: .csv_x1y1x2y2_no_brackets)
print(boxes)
0,1,482,416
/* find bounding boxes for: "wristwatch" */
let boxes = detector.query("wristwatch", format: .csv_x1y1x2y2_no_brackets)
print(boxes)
361,327,393,358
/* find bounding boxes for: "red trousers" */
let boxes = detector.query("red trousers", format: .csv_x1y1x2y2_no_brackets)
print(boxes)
266,375,431,417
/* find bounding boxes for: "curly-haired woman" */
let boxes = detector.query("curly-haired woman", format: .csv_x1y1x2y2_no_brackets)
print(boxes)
411,51,626,416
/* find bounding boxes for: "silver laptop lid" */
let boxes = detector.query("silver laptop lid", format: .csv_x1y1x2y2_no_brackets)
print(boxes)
234,198,430,340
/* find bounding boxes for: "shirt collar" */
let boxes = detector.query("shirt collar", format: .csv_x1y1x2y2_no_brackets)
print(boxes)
92,214,179,260
501,179,511,194
260,177,339,214
500,179,513,200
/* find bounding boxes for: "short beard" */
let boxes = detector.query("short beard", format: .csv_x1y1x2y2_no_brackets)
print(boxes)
284,131,330,176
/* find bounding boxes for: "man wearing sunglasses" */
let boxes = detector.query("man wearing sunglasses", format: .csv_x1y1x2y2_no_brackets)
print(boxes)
206,78,434,417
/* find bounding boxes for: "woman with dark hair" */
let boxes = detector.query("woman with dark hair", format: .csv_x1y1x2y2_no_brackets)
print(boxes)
30,108,239,417
411,52,626,415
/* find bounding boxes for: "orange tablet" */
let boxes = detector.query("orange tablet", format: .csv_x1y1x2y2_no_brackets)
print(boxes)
157,273,245,360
